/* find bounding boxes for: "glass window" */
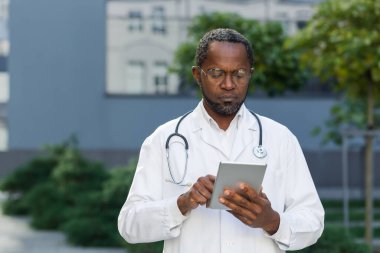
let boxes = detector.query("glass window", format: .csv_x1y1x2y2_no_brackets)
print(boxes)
296,20,307,30
125,61,145,94
152,6,166,34
0,120,8,151
128,10,143,32
153,61,168,94
0,72,8,102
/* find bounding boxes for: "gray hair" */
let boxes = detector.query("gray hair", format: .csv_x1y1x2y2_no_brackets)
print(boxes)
195,28,254,67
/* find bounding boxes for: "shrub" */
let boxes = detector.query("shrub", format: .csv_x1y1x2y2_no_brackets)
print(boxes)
52,148,108,197
0,154,61,215
23,182,67,229
59,160,136,248
62,217,122,247
0,141,74,215
0,145,163,252
0,157,57,193
25,147,109,230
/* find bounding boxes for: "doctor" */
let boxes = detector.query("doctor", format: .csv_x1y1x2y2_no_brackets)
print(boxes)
118,28,324,253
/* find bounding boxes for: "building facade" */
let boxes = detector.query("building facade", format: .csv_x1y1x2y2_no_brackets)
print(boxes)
106,0,322,96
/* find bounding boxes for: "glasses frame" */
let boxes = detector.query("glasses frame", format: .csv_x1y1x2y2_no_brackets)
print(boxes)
196,66,254,86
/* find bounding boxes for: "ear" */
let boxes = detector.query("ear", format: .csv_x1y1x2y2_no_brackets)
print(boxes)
192,66,201,86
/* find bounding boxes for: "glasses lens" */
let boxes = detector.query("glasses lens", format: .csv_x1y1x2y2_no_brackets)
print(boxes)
201,67,251,85
232,69,250,85
207,68,225,79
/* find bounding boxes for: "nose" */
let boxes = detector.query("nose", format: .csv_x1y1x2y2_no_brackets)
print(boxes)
220,73,235,90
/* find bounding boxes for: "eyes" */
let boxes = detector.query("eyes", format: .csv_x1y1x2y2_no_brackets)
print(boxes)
207,68,250,79
198,66,253,85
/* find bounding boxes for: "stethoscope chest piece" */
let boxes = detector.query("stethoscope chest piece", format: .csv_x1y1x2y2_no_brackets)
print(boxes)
253,145,267,158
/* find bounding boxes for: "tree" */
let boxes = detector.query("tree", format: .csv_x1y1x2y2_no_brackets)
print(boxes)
287,0,380,247
171,12,310,96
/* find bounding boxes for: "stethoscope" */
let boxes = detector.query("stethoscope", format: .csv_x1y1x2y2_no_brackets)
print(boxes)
165,110,267,185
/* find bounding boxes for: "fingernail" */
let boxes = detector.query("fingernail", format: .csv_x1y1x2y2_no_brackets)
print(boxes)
219,197,225,203
224,190,230,196
240,183,245,190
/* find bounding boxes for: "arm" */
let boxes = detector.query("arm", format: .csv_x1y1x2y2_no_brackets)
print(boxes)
219,133,324,250
269,133,325,250
118,133,188,243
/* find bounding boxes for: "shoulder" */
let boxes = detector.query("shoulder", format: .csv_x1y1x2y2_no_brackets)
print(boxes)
142,114,188,145
253,113,296,140
260,115,289,132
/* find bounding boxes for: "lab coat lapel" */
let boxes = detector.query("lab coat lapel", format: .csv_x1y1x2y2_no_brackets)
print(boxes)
230,109,257,161
191,104,229,159
199,127,229,159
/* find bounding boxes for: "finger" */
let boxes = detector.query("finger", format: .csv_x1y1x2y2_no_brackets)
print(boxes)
239,183,265,204
260,191,268,200
206,174,216,182
198,176,215,192
188,197,199,209
189,187,208,205
219,195,258,221
223,189,252,209
228,210,255,226
193,182,212,201
224,188,264,214
180,192,199,212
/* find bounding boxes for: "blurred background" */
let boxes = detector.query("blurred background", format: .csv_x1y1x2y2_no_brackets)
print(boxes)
0,0,379,252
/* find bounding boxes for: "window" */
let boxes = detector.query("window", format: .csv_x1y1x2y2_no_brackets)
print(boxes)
0,120,8,151
0,71,8,102
153,61,168,94
124,61,145,94
151,6,166,34
106,2,180,95
128,10,143,32
296,20,307,30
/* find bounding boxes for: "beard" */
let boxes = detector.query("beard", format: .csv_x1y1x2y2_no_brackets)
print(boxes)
201,85,247,116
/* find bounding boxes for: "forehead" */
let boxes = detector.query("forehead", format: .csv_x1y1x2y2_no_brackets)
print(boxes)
205,41,249,68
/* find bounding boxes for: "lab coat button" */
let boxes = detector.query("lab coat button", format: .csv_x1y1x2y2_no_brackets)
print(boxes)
225,241,235,247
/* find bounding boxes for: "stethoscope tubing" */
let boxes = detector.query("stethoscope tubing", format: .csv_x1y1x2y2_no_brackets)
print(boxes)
165,109,265,185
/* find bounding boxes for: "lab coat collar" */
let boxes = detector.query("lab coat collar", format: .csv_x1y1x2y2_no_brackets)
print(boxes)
190,101,259,160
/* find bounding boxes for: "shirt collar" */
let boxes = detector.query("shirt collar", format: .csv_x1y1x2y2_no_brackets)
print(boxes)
199,99,244,131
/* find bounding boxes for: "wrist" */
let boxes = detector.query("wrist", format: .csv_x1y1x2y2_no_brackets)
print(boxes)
177,194,190,215
263,211,280,235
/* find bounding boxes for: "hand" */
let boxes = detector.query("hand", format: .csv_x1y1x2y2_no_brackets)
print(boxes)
219,184,280,235
177,175,215,215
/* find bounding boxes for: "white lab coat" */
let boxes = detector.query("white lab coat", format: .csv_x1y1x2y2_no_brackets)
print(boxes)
118,102,324,253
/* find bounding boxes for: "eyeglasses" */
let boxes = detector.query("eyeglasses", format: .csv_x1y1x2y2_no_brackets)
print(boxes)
197,66,253,86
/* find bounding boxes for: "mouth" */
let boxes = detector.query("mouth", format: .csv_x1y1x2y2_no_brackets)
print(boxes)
219,96,237,103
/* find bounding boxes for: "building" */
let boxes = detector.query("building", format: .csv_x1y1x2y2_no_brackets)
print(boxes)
106,0,322,96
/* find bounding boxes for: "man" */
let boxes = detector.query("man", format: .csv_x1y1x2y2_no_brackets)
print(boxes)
118,28,324,253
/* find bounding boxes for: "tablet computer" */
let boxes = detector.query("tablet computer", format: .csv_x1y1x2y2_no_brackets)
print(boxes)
209,161,267,210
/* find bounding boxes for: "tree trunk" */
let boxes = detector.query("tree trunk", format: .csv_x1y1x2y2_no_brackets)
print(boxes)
364,78,374,249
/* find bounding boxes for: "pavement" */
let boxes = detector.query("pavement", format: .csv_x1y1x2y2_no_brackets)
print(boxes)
0,193,126,253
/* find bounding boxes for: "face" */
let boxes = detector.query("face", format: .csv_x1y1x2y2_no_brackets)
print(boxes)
192,41,251,117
